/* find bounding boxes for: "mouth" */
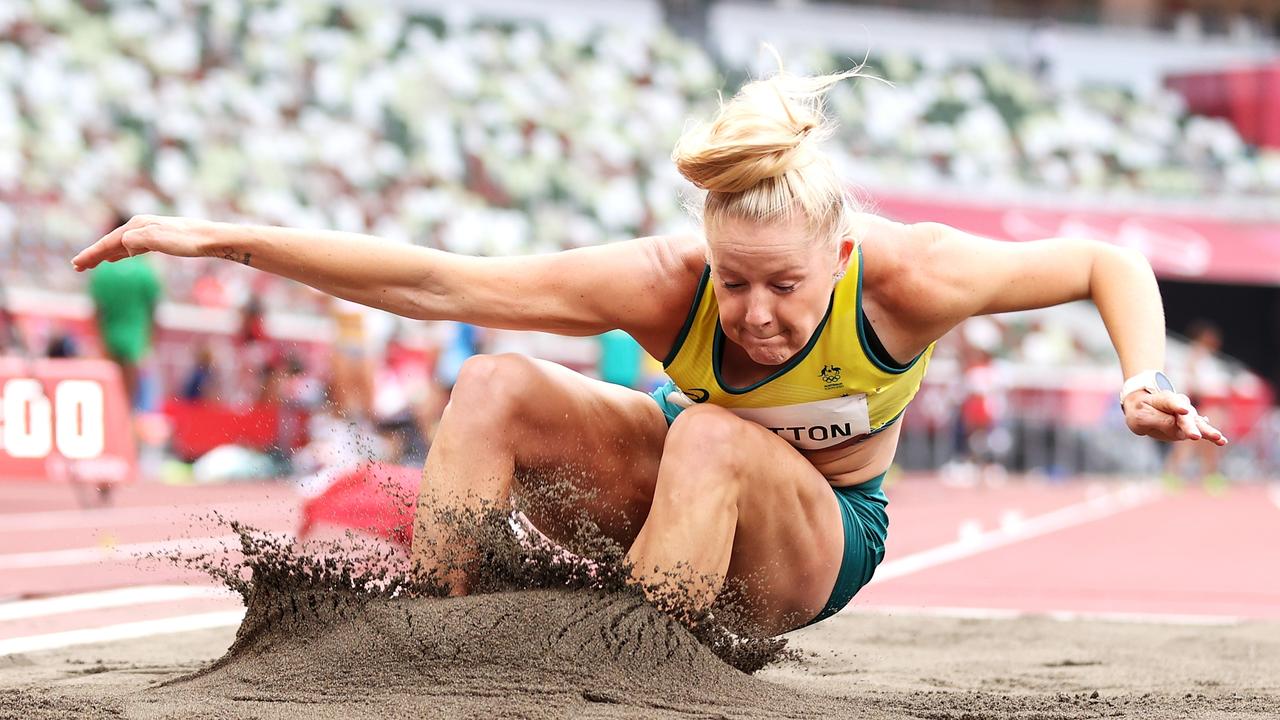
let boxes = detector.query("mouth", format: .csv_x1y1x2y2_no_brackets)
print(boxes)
743,343,792,365
738,332,794,360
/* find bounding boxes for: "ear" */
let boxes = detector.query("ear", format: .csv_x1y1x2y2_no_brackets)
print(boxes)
834,236,855,277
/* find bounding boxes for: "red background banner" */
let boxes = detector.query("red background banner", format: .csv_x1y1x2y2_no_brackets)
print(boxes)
870,192,1280,286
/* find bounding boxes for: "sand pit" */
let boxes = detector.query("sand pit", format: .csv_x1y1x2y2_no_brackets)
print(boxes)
140,511,846,717
3,503,1278,718
158,585,851,718
0,575,854,717
0,510,863,718
3,600,1278,719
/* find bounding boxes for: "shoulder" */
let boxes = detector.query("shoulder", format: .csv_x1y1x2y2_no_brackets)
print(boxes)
856,216,956,329
854,215,934,302
646,233,707,279
631,233,707,299
615,233,708,354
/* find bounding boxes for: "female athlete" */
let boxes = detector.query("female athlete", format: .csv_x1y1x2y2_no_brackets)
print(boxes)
72,67,1225,636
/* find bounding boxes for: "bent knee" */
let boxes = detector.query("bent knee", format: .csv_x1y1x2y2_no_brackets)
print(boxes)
447,354,540,420
665,405,751,472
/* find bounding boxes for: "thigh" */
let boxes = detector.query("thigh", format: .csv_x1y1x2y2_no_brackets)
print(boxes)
664,406,848,634
468,355,669,548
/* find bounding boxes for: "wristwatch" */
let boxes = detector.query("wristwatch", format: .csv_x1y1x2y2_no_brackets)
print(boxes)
1119,370,1175,405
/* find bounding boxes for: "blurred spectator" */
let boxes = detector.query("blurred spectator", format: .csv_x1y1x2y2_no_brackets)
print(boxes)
275,351,323,464
44,325,78,359
958,346,999,459
372,329,432,464
328,297,389,424
258,356,284,406
181,343,217,401
0,307,20,356
1027,19,1058,82
88,246,162,410
235,294,274,402
238,296,269,348
0,276,23,356
425,322,486,441
944,318,1009,484
1164,320,1230,491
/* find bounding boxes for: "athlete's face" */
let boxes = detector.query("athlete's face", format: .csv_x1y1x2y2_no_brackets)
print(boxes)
707,215,854,366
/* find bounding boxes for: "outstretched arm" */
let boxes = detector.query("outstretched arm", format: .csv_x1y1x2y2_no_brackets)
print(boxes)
72,215,695,342
894,221,1226,445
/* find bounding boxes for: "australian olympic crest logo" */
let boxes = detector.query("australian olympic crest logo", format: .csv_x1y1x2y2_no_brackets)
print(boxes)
820,364,842,387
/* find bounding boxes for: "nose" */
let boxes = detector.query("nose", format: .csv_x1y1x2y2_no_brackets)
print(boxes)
744,292,774,331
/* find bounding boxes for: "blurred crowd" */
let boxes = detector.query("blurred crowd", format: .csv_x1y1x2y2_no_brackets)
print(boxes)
1,1,1277,310
806,49,1279,200
0,1,717,309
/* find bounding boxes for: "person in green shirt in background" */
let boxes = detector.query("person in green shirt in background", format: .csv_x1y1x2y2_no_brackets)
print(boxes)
88,250,162,410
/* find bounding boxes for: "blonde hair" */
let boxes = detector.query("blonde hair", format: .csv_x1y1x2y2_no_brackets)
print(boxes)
673,61,864,246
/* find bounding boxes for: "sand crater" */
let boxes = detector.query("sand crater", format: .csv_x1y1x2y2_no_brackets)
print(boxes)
159,586,847,717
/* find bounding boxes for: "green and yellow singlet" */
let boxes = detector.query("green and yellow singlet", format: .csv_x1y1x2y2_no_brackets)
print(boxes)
657,247,933,450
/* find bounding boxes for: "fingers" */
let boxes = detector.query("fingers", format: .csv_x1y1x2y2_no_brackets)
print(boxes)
1195,414,1228,446
1163,407,1228,446
1143,392,1209,440
1131,392,1230,446
71,239,126,271
121,226,156,254
72,221,130,271
71,215,154,271
1146,392,1193,416
1176,405,1201,441
1142,392,1197,439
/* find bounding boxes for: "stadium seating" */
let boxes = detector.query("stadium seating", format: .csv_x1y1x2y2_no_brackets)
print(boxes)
2,3,1276,307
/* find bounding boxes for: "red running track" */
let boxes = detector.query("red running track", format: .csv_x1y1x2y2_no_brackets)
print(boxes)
858,477,1280,620
1,481,297,650
2,474,1279,653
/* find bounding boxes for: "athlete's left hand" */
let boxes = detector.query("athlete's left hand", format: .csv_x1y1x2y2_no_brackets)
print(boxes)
1123,391,1228,445
72,215,215,271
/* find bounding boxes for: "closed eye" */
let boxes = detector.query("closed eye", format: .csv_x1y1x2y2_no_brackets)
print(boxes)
722,281,796,292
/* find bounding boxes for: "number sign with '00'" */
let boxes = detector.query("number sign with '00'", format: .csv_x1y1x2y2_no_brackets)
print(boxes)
0,358,136,484
1,379,106,459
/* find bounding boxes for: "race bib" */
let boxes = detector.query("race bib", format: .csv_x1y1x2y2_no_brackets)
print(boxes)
728,395,872,450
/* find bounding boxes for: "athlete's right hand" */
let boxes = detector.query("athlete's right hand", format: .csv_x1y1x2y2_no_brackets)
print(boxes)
1122,390,1227,445
72,215,214,271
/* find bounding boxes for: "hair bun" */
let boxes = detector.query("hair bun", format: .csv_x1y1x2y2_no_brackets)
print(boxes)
672,72,841,194
675,59,869,246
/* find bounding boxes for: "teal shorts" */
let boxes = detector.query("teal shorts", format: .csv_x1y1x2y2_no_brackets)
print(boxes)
811,474,888,625
649,381,889,627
